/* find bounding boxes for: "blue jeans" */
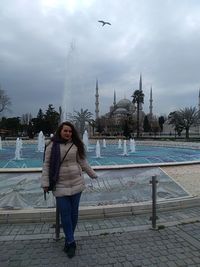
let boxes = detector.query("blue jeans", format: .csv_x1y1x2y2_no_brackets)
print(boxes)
56,192,82,245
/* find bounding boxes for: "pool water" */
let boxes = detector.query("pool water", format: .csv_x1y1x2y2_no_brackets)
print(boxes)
88,145,200,166
0,144,200,168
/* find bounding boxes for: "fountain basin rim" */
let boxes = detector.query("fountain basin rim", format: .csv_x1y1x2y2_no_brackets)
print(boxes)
0,160,200,173
0,196,199,224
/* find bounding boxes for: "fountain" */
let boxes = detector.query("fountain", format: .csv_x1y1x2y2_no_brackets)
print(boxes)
122,140,128,156
0,45,198,214
118,139,122,149
37,131,45,152
62,41,76,122
83,130,89,152
0,140,198,211
0,136,2,150
14,138,23,160
1,141,200,168
103,139,106,148
95,140,101,158
130,138,136,153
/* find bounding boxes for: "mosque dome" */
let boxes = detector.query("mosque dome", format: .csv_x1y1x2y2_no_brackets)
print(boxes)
108,96,136,119
116,98,132,109
113,107,128,115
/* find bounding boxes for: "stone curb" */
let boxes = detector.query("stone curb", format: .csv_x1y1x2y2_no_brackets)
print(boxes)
0,216,199,242
0,196,199,224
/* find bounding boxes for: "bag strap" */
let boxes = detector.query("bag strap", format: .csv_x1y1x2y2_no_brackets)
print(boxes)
59,143,73,166
43,142,73,165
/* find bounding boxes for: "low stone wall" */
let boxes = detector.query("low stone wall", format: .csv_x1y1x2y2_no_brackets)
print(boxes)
0,197,199,224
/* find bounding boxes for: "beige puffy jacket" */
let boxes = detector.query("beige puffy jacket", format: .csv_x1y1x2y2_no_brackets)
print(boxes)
41,141,97,197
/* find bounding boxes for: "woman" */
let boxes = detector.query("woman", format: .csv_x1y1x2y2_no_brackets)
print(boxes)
41,121,97,258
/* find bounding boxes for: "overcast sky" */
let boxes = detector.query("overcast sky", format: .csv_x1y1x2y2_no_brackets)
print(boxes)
1,0,200,119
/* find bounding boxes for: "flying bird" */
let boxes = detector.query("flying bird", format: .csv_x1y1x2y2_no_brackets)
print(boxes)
98,20,111,27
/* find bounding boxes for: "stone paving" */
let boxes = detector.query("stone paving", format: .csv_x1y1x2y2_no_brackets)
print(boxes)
0,206,200,266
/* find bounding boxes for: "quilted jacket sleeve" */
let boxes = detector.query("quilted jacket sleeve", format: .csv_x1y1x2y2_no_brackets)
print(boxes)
77,154,98,179
41,142,52,187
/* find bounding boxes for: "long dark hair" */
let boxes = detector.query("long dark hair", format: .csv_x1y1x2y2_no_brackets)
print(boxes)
53,121,86,159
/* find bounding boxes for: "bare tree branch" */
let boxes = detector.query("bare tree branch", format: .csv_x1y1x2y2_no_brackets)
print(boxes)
0,88,11,113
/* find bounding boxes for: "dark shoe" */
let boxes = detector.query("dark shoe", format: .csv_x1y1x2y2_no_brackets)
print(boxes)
66,242,76,258
63,244,70,253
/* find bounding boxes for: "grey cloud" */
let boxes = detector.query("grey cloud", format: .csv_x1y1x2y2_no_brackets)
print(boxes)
0,0,200,118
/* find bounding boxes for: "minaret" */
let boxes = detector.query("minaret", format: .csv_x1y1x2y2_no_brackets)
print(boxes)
149,86,153,121
95,79,99,120
198,89,200,134
113,90,116,106
199,88,200,113
139,73,142,91
139,74,143,111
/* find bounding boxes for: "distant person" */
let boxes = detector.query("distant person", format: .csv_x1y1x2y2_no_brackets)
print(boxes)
41,121,98,258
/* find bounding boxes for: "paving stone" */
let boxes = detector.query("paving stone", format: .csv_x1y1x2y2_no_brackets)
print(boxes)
0,207,200,266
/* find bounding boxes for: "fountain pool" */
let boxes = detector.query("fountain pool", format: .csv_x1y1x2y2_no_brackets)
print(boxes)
0,142,200,168
0,140,198,211
0,167,190,209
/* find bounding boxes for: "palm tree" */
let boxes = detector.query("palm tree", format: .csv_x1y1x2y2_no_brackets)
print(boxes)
73,108,93,137
168,111,183,137
168,106,199,139
88,119,96,136
132,89,144,138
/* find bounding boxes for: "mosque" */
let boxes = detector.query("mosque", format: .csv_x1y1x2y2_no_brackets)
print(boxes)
94,75,152,135
94,75,200,136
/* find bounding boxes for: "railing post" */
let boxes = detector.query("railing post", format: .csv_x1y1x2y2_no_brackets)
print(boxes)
149,175,158,229
54,202,60,241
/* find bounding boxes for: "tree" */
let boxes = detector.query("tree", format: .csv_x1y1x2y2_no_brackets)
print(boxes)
0,117,21,136
158,116,165,132
143,115,151,132
21,113,32,125
89,119,96,136
95,116,106,134
73,109,93,137
168,106,199,139
168,111,184,137
151,116,160,136
179,107,199,139
0,88,11,113
132,89,144,138
27,122,34,139
44,104,60,135
123,119,131,138
31,108,45,134
20,113,32,136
